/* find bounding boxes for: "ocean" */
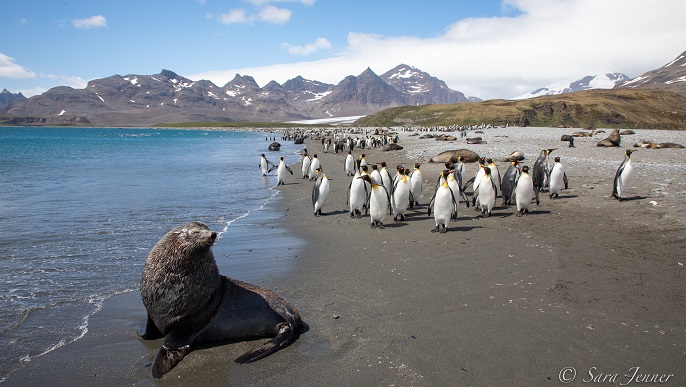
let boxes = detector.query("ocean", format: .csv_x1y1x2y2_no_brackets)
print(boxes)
0,126,304,381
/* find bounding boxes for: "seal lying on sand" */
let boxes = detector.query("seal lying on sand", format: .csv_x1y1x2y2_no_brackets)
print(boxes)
429,149,480,163
139,221,304,379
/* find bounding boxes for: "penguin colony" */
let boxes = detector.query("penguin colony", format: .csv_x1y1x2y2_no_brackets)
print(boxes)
260,134,637,232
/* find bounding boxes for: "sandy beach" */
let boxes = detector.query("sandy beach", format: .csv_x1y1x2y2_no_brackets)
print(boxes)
5,126,685,386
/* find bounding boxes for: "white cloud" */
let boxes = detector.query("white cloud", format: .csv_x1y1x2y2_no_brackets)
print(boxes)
72,15,107,29
0,53,36,78
197,0,686,100
282,37,332,55
247,0,315,5
259,5,291,24
219,9,250,25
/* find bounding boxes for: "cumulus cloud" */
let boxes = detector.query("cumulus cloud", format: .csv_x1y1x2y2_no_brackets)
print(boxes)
259,5,291,24
282,37,332,55
219,9,249,25
0,53,36,78
72,15,107,29
193,0,686,99
247,0,315,5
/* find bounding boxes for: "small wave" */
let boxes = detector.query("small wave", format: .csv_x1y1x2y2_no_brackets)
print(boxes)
218,185,282,238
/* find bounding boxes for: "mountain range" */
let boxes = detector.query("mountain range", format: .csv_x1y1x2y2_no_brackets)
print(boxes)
513,73,630,99
1,65,479,126
615,50,686,94
0,89,25,110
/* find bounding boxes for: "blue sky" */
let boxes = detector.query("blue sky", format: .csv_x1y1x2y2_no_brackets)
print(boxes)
1,0,685,100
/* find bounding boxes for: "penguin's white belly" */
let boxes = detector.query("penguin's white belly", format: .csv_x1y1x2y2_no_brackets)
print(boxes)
478,177,495,212
369,189,388,223
349,179,366,212
315,179,329,211
516,176,534,211
434,187,454,226
617,163,633,196
392,182,410,215
549,166,564,194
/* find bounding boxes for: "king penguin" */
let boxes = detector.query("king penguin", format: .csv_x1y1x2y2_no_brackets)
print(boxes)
477,166,497,218
312,167,330,216
515,165,539,216
259,154,274,176
347,161,369,218
309,154,321,181
533,148,556,192
548,156,569,199
501,160,521,205
428,170,458,233
359,174,390,229
301,150,312,179
391,167,411,222
487,158,502,197
611,149,636,201
344,151,355,176
379,162,393,196
276,156,293,185
409,163,423,208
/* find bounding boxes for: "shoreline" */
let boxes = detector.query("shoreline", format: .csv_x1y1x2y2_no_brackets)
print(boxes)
5,127,685,386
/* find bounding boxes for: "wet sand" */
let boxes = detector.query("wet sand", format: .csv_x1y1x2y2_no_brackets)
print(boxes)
5,127,686,386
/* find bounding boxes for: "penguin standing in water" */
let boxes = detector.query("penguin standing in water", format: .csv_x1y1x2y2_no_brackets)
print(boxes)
308,154,321,181
515,165,539,216
301,150,312,179
409,163,423,208
359,175,391,229
476,167,497,218
312,167,330,216
344,151,355,176
428,170,458,233
501,160,521,205
548,156,569,199
611,149,636,201
259,154,275,176
276,156,293,185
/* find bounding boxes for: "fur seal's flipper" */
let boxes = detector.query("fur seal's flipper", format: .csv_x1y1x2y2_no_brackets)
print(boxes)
152,344,191,379
139,314,164,340
234,321,296,364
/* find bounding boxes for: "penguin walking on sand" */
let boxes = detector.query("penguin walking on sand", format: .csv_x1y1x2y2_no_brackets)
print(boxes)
454,156,466,190
391,167,411,222
379,162,393,196
347,162,369,218
501,160,521,205
533,148,556,192
548,156,569,199
359,175,391,229
276,157,293,185
344,151,355,176
611,149,636,201
309,154,321,181
259,154,275,176
470,158,487,209
476,167,497,218
301,151,312,179
515,165,539,216
487,158,502,197
428,170,459,233
409,163,423,208
312,167,329,216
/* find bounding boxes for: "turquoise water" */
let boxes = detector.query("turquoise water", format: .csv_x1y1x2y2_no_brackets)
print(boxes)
0,127,303,381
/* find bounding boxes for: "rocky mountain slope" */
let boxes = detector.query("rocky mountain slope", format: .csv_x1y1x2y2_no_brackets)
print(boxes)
0,89,25,110
1,65,477,126
513,73,630,99
615,50,686,95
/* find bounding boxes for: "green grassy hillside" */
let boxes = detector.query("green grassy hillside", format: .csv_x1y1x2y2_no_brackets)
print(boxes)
354,89,686,130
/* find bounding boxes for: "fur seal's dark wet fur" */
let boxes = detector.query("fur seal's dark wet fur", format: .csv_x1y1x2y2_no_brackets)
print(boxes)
140,221,304,379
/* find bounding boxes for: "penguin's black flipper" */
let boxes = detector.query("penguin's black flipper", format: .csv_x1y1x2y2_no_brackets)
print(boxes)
563,172,569,190
285,165,293,175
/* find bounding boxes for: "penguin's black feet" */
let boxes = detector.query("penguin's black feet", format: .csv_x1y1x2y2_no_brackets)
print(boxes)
440,226,448,233
516,211,523,217
431,226,439,233
377,223,385,229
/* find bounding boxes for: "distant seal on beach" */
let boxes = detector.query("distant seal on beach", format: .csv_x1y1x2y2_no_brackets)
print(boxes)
596,129,621,147
429,149,480,163
139,221,304,379
505,150,525,162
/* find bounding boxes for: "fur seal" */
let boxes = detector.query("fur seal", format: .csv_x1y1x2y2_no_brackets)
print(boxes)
596,129,621,147
429,149,480,163
140,221,304,379
505,150,525,162
268,142,281,151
